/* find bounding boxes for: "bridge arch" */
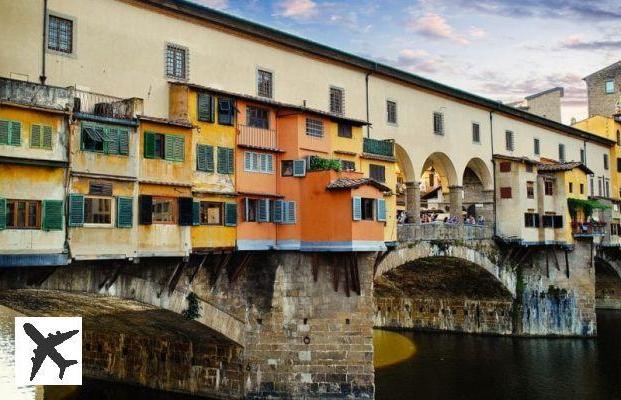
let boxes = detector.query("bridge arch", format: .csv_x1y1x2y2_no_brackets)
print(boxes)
462,157,494,221
374,242,516,298
421,152,459,190
594,254,621,309
463,157,493,191
395,143,416,182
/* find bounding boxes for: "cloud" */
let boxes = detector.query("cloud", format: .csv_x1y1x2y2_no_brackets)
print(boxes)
561,35,621,50
406,12,470,44
275,0,319,20
392,48,450,74
194,0,229,9
468,27,486,38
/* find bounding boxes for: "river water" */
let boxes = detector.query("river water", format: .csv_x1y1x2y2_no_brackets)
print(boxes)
375,309,621,400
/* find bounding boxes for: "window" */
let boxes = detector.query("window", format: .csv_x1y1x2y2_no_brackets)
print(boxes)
48,15,73,54
598,177,603,196
84,197,112,225
605,179,610,197
281,160,294,176
558,143,565,162
273,200,297,224
433,112,444,135
306,118,324,137
247,106,269,129
30,124,53,149
218,98,234,125
166,44,187,80
500,187,512,199
590,177,594,196
505,130,514,151
580,183,584,194
524,213,540,228
196,144,214,172
617,158,621,173
144,132,184,161
544,181,554,196
526,182,534,199
569,182,573,194
525,164,533,173
257,69,273,98
534,138,540,156
217,147,234,174
361,198,375,220
152,197,176,224
605,80,615,94
499,162,511,172
6,200,40,229
244,198,272,223
197,93,214,122
0,119,22,146
341,160,355,171
329,87,344,115
542,214,563,229
81,123,129,155
604,154,609,170
369,164,386,183
580,148,586,163
338,123,352,138
387,100,397,124
200,202,222,225
472,123,480,143
244,151,274,173
245,198,258,222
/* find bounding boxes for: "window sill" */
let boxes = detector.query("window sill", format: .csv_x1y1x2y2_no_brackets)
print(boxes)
82,224,115,229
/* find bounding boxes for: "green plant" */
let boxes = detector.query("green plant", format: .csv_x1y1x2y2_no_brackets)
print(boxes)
309,156,342,172
182,292,201,320
567,198,609,219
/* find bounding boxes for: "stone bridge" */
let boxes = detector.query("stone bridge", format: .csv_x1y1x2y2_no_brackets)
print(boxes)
594,249,621,309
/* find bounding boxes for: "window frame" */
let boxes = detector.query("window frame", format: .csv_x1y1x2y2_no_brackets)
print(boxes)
83,195,114,227
558,143,565,162
329,86,345,115
472,122,480,143
338,123,353,138
533,138,540,156
47,13,75,56
544,180,554,196
605,79,615,94
305,118,324,137
526,181,534,199
433,112,444,135
386,100,397,125
341,160,356,172
369,164,386,183
281,160,294,177
6,199,41,230
200,201,223,225
604,153,609,170
500,187,512,199
244,151,274,174
151,196,177,225
165,43,188,81
361,198,375,221
246,105,270,129
505,130,514,151
256,68,274,99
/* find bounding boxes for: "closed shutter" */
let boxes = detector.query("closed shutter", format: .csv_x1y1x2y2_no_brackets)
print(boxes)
226,148,234,173
105,127,119,154
293,159,306,177
139,195,153,225
178,197,194,226
144,132,156,158
217,147,230,174
197,144,208,171
174,135,185,161
244,198,251,221
118,129,129,155
244,152,252,171
224,202,237,226
352,197,362,221
8,121,21,146
164,134,176,161
197,93,214,122
553,215,563,228
31,125,42,148
42,200,63,231
376,198,387,222
68,194,84,227
286,201,296,224
0,120,8,144
257,199,269,222
205,145,215,172
42,125,53,149
273,199,284,223
192,201,200,226
0,198,5,230
116,197,133,228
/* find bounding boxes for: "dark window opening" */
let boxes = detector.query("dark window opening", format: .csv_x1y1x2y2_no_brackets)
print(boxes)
6,200,41,229
369,164,386,183
247,106,269,129
361,198,375,220
200,202,223,225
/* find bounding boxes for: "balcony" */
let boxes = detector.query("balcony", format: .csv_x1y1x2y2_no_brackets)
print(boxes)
363,137,394,158
73,89,143,119
398,222,494,242
0,77,73,111
571,221,606,237
237,124,278,150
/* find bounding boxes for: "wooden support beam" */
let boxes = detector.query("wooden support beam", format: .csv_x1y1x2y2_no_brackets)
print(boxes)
552,247,560,271
333,261,340,292
499,246,515,267
343,257,351,298
189,255,208,284
351,253,361,296
229,252,252,283
564,250,570,278
29,267,57,288
210,253,231,286
158,261,185,297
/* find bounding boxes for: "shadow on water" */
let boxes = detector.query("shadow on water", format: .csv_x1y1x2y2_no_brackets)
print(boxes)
375,310,621,400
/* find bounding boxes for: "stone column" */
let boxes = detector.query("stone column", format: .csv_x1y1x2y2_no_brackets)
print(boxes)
482,189,495,224
449,185,464,220
405,181,421,224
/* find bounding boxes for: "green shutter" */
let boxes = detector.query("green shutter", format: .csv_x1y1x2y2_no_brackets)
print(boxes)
192,201,200,226
144,132,156,158
104,127,119,154
9,121,21,146
217,147,233,174
352,197,362,221
0,120,8,144
377,198,386,222
197,144,214,172
197,93,214,122
42,200,63,231
68,194,84,227
176,135,185,161
0,198,5,230
30,125,42,148
116,197,133,228
164,134,175,161
227,148,234,173
42,125,53,149
118,129,129,155
224,202,237,226
205,145,214,172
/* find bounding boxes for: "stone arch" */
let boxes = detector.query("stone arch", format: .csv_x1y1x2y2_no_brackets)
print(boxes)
462,157,494,221
421,152,459,190
374,242,516,298
395,143,416,182
464,157,493,191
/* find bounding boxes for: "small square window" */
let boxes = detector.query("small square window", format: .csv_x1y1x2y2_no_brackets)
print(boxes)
200,202,223,225
500,187,512,199
499,162,511,172
605,80,615,94
338,123,352,138
341,160,355,171
387,100,397,124
305,118,324,137
281,160,294,177
247,106,269,129
330,87,344,115
369,164,386,183
257,69,273,98
48,15,73,54
526,181,534,199
84,197,112,225
152,197,176,224
166,44,187,80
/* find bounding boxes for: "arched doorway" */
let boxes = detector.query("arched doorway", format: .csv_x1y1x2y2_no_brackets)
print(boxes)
463,158,494,224
420,152,459,218
595,257,621,309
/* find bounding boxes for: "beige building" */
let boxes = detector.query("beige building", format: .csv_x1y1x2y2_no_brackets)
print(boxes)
507,87,564,123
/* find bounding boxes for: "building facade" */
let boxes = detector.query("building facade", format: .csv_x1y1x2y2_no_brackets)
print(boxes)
584,61,621,118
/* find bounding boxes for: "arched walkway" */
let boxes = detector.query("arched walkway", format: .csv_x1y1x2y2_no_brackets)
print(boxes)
462,157,494,223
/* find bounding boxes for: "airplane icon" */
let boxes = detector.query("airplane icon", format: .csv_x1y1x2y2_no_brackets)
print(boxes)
23,322,79,381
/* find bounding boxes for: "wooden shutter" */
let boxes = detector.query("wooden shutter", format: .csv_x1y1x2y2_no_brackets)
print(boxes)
257,199,269,222
286,201,296,224
293,159,306,177
273,200,284,223
192,201,200,226
217,147,229,174
164,134,175,161
0,198,5,230
197,144,207,171
118,129,129,155
376,198,387,222
144,132,156,158
178,197,194,226
31,125,42,148
42,200,63,231
43,125,53,149
226,148,234,173
105,127,119,154
224,202,237,226
244,198,251,221
500,187,512,199
139,195,153,225
197,93,214,122
68,194,84,227
9,121,21,146
89,181,113,196
0,120,8,144
116,197,133,228
352,197,362,221
174,135,185,161
244,152,252,171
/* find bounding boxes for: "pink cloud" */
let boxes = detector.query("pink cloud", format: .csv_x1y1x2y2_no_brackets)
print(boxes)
469,27,486,38
276,0,319,20
407,12,469,45
562,34,584,47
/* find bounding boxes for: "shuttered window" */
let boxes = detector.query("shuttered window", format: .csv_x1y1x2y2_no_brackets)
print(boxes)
139,195,153,225
352,197,362,221
257,199,270,222
42,200,63,231
218,98,234,125
0,119,21,146
217,147,234,174
224,203,237,226
81,123,129,155
0,198,5,230
196,144,214,172
192,201,201,226
116,197,133,228
178,197,194,226
273,200,284,223
144,132,184,161
505,130,514,151
376,198,387,222
244,151,273,173
30,124,53,149
293,159,306,177
197,93,214,122
273,200,297,224
68,194,84,227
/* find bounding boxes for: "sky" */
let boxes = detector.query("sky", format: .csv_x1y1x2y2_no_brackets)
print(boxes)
193,0,621,124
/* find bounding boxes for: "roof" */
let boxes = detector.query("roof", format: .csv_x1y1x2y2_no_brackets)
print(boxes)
525,87,564,100
537,162,594,175
180,82,369,126
326,177,392,192
493,154,539,164
583,60,621,81
138,115,194,128
141,0,615,146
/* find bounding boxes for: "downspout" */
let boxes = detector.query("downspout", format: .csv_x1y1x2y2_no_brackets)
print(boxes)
40,0,47,84
365,71,371,138
490,110,497,236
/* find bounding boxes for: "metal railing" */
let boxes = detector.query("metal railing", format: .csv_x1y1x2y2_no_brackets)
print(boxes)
238,124,277,149
398,222,494,242
73,89,142,118
0,77,73,110
363,137,394,157
571,221,606,236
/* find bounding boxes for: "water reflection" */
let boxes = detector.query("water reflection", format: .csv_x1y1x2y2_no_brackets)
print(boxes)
0,306,36,400
375,310,621,400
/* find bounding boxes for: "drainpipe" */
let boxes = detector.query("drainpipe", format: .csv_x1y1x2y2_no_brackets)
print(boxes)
365,71,371,138
490,110,497,236
40,0,47,84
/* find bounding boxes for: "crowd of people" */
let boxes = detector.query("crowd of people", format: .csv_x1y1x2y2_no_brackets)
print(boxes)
397,211,485,225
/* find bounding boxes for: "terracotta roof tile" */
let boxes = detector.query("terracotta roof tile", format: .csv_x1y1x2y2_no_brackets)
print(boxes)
326,178,392,193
